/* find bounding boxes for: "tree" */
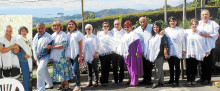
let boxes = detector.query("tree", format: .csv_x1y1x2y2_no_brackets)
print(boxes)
192,0,220,7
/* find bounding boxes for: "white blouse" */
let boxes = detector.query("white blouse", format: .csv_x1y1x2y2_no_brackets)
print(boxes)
185,29,209,61
97,31,116,56
165,26,186,59
83,33,100,63
50,31,67,61
197,20,219,51
66,30,84,60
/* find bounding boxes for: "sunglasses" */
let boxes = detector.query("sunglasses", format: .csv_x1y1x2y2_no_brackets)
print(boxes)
85,29,91,31
103,26,109,28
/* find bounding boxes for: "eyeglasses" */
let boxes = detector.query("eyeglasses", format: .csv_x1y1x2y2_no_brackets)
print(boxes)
103,26,109,28
124,26,130,28
85,29,91,31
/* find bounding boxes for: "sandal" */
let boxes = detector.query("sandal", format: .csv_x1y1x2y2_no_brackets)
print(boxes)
187,82,192,87
64,84,70,90
73,86,81,91
192,82,197,86
57,84,64,90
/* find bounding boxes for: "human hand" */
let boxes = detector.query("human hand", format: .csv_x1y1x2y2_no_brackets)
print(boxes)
25,54,30,58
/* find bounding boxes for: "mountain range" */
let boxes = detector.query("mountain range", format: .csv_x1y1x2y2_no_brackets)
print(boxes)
33,2,193,25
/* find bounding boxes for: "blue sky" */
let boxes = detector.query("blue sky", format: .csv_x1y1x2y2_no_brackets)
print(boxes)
0,0,193,18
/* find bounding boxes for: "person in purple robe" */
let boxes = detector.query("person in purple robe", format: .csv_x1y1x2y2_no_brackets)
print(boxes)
117,20,143,86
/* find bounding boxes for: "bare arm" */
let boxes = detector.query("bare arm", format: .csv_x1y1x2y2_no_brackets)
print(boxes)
78,39,83,63
0,45,17,53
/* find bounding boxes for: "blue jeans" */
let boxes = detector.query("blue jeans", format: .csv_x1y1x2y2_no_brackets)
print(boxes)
19,61,30,91
71,56,80,86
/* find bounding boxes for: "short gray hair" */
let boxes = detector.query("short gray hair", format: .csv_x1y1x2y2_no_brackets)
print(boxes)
85,24,93,29
201,9,210,16
36,23,45,28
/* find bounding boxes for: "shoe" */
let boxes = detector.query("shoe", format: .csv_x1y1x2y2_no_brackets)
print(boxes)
45,86,53,89
126,81,130,85
166,80,174,84
119,80,123,83
85,83,93,87
73,86,81,91
158,83,164,86
192,82,197,86
187,82,192,87
173,82,179,87
200,79,206,85
57,85,63,90
63,84,70,90
207,80,212,84
101,83,107,86
129,84,136,87
145,80,152,85
93,82,98,87
139,80,146,84
152,84,157,89
115,81,118,84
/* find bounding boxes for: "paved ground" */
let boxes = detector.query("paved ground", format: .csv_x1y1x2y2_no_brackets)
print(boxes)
31,62,220,91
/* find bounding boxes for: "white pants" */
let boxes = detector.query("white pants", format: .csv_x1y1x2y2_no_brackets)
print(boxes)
37,55,53,91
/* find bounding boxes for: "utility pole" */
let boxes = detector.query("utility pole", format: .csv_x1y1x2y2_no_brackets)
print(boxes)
164,0,167,23
81,0,85,34
201,0,206,8
183,0,186,29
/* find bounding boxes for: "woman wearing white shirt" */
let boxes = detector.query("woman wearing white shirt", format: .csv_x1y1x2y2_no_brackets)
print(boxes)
66,20,83,91
84,24,100,87
197,9,219,84
185,18,209,86
98,22,115,86
165,16,185,86
49,21,73,90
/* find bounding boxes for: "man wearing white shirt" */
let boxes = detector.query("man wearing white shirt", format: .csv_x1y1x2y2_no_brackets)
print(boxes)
134,17,153,85
110,20,125,83
197,9,219,84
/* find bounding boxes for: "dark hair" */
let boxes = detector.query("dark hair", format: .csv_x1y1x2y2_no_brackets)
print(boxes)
67,20,77,32
168,16,179,26
151,21,162,36
18,26,28,34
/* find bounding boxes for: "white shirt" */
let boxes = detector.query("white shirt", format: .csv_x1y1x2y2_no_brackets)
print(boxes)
165,26,186,59
97,31,116,55
134,24,152,54
185,29,209,61
50,31,67,61
83,33,100,63
197,19,219,51
66,30,84,60
0,36,20,69
110,28,125,42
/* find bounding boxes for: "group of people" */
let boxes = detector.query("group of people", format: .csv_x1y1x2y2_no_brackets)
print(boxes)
0,25,32,91
0,9,219,91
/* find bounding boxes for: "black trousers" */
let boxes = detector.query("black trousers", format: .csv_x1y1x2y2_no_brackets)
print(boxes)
186,57,198,82
142,57,153,82
2,67,20,78
0,68,2,78
201,49,214,81
168,56,180,83
100,54,112,84
111,53,124,83
87,58,99,83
